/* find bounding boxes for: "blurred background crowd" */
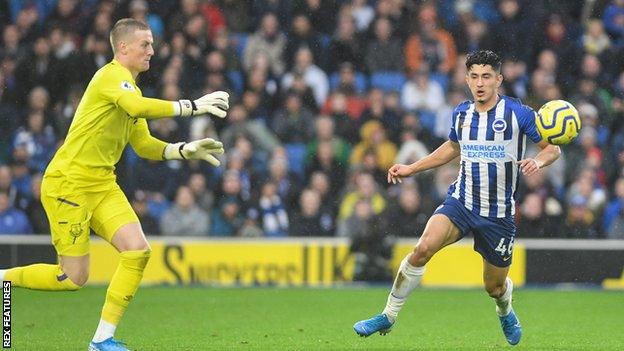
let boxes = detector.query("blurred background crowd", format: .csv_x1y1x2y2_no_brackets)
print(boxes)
0,0,623,243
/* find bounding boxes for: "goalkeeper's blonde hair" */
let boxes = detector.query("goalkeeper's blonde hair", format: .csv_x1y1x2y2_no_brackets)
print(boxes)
109,18,150,54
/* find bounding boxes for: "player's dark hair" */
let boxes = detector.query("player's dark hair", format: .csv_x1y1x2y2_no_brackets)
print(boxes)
465,50,502,73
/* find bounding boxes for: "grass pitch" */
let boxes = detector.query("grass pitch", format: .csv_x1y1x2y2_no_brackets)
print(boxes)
10,286,624,350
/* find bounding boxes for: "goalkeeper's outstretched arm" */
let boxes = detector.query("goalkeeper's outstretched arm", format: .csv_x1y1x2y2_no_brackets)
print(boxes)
129,118,224,166
117,91,230,119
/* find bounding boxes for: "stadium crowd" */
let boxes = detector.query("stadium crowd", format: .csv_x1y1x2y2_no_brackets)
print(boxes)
0,0,623,240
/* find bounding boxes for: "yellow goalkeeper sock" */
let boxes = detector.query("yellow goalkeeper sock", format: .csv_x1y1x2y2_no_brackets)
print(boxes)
4,264,80,291
101,250,151,326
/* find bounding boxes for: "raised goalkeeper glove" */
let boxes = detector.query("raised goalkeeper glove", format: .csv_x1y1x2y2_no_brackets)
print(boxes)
163,138,224,166
176,91,229,118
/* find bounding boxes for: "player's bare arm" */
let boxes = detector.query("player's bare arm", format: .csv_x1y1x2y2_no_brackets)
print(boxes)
388,141,460,184
517,140,561,176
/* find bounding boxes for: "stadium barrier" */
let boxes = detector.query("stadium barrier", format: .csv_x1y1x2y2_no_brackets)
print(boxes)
0,236,623,288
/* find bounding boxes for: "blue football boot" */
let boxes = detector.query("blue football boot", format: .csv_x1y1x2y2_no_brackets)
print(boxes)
353,313,394,337
499,309,522,345
88,337,130,351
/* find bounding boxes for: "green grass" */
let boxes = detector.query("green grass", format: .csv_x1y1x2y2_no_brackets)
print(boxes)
9,286,624,350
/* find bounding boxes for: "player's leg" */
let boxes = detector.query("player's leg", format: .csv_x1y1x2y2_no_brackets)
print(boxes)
382,214,462,321
483,260,521,345
1,177,91,291
0,254,88,291
353,210,464,337
475,215,521,345
89,187,150,350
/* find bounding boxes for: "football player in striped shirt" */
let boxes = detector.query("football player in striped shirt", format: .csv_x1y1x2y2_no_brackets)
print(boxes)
354,50,561,345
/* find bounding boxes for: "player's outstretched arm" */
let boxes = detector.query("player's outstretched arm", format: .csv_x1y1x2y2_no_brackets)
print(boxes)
517,140,561,177
163,138,225,167
388,140,460,184
117,91,229,119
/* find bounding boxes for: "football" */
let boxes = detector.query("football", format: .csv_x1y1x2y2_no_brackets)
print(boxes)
536,100,581,145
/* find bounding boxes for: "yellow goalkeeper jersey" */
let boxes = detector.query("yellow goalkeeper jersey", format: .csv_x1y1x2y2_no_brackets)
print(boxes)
45,59,174,191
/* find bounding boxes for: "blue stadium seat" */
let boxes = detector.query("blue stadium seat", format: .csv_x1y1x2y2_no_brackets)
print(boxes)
329,72,368,94
285,143,307,181
416,110,437,134
229,33,249,58
370,71,406,93
227,70,244,95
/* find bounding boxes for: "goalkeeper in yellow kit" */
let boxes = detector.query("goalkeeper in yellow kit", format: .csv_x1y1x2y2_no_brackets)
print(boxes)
0,19,228,351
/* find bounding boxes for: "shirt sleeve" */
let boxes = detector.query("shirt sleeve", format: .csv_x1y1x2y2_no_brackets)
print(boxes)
517,105,543,143
129,118,169,160
448,106,459,142
98,67,175,119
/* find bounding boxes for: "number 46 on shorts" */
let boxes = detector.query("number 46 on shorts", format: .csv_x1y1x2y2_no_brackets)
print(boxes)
495,237,514,261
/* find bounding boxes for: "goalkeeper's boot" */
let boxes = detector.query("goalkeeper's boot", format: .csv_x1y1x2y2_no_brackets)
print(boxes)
499,309,522,345
353,313,393,337
88,337,130,351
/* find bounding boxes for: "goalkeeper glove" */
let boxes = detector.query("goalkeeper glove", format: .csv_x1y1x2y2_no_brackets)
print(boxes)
176,91,229,118
163,138,224,166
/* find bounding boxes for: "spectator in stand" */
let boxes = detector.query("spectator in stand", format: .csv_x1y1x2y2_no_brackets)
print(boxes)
564,195,599,238
306,140,347,193
491,0,533,63
350,0,375,32
350,120,397,172
306,115,351,167
15,36,64,104
500,58,528,99
220,104,280,154
255,181,289,237
400,69,446,133
211,197,246,236
160,186,210,236
218,0,250,33
11,111,56,173
537,14,579,93
603,0,624,47
130,190,160,236
308,171,338,220
293,0,338,36
0,166,26,211
272,92,315,144
394,130,429,167
365,17,403,73
290,188,334,236
603,177,624,237
583,19,612,56
243,12,287,76
326,13,365,72
405,4,457,75
0,191,31,234
284,14,323,70
517,192,548,238
337,172,386,234
346,198,393,282
187,173,214,212
281,46,329,108
359,89,400,141
1,24,27,61
382,182,428,237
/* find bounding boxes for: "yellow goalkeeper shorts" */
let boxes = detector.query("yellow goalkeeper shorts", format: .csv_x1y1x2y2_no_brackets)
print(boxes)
41,175,139,257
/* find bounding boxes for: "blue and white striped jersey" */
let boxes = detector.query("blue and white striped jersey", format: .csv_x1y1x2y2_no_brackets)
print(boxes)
447,95,542,218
